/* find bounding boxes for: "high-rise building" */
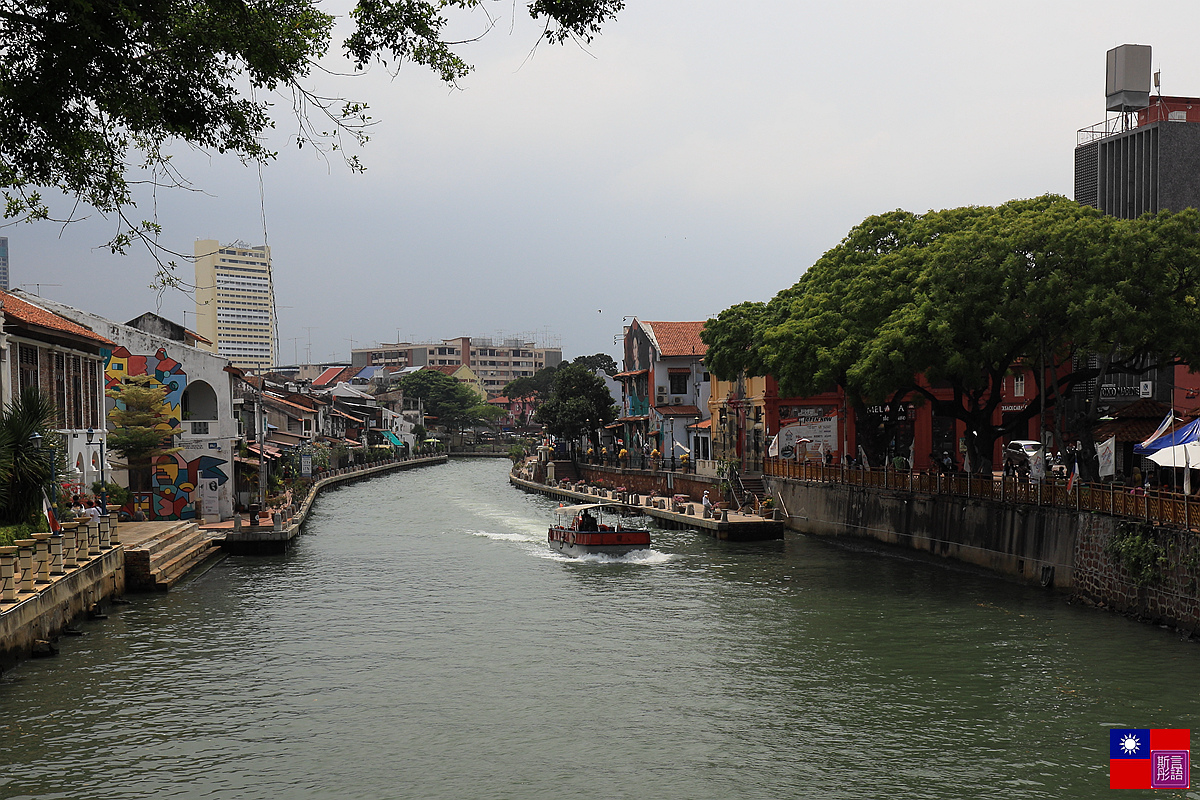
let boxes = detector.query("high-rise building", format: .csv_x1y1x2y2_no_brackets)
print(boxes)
194,239,276,372
0,237,9,290
1074,44,1200,218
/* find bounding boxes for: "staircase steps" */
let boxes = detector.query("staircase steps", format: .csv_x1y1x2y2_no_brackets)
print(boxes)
125,521,223,591
735,475,767,509
552,460,580,482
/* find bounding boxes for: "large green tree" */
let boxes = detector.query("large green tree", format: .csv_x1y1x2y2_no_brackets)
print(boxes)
400,369,479,432
572,353,618,377
534,362,616,441
502,365,557,404
704,195,1200,474
0,0,624,255
106,374,183,492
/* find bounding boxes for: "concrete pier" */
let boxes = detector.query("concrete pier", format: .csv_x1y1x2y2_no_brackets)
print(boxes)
509,474,784,541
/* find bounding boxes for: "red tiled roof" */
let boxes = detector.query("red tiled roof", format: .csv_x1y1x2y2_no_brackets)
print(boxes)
312,367,344,387
263,393,317,415
429,364,459,375
642,321,707,358
1,290,114,346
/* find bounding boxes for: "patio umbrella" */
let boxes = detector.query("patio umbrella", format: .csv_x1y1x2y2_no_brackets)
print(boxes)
1148,441,1200,494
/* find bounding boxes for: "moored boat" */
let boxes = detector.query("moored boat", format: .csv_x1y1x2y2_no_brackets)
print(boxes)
547,503,650,557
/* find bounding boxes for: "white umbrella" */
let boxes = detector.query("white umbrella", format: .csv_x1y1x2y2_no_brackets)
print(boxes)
1148,441,1200,494
1147,441,1200,467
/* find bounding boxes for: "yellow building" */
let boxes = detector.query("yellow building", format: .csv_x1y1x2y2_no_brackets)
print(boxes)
709,372,772,473
194,239,275,371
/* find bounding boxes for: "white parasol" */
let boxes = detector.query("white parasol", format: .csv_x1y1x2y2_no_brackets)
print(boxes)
1148,441,1200,494
1147,441,1200,467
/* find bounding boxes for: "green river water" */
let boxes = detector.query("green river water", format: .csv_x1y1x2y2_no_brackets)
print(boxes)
1,458,1198,799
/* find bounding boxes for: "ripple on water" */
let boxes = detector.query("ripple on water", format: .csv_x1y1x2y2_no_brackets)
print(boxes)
3,460,1200,800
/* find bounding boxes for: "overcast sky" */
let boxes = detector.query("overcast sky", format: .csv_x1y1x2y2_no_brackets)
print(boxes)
14,2,1200,365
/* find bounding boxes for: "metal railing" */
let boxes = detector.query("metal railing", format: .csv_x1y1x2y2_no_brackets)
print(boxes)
763,457,1198,532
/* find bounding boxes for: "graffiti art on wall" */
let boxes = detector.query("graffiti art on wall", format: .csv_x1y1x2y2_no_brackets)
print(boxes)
104,346,187,431
104,345,228,519
150,452,230,519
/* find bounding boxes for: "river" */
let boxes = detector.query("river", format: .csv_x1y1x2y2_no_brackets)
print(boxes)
2,458,1198,799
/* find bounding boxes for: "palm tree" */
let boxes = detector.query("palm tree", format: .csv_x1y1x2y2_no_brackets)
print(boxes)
0,386,61,525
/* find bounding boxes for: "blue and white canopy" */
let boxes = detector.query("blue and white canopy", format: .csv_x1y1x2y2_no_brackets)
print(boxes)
1135,417,1200,454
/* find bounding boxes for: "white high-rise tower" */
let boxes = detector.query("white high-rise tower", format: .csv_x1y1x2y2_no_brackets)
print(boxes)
194,239,276,371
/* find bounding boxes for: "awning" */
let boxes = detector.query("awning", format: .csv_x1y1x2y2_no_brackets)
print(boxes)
688,418,711,430
656,405,703,417
384,431,404,446
614,369,648,379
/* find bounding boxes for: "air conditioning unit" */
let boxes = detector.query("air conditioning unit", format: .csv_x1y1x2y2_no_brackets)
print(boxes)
657,386,667,394
656,395,667,405
672,397,682,405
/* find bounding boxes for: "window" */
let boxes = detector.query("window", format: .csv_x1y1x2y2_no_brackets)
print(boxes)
18,344,38,393
1014,374,1025,397
669,372,688,395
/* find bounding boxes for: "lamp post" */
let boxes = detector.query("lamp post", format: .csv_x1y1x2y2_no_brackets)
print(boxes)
669,417,676,471
29,430,56,505
86,427,107,513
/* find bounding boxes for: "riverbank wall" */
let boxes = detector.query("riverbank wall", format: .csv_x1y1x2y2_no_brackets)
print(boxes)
0,523,125,671
576,464,718,500
768,477,1200,633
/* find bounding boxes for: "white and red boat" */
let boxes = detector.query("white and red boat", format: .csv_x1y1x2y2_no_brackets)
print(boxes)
547,503,651,558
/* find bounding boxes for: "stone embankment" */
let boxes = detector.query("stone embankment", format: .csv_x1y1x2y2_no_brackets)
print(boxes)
0,453,450,670
769,474,1200,635
0,517,124,669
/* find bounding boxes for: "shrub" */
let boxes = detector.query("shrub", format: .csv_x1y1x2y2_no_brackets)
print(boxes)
1105,522,1167,587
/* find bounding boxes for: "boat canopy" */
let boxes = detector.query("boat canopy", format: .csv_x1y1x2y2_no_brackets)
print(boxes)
554,503,622,515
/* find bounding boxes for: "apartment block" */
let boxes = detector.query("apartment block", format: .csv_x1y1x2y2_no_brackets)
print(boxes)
351,336,562,395
194,239,276,372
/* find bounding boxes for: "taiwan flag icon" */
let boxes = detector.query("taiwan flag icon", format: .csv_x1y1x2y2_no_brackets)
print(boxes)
1110,728,1190,789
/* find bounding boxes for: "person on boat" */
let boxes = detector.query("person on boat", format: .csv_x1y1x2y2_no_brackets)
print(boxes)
578,511,598,531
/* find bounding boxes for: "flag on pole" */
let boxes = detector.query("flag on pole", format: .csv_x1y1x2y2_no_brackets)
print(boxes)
1137,412,1176,453
1098,436,1117,478
42,491,61,534
1066,460,1080,492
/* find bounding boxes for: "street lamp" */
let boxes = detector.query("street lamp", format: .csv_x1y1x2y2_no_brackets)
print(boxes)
29,431,55,505
86,427,107,513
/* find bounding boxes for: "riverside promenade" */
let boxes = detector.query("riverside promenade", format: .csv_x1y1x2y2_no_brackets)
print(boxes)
0,516,124,669
509,470,784,540
217,453,448,553
0,453,449,670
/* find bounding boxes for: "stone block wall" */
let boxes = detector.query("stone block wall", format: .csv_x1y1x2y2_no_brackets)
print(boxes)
577,465,717,502
1073,514,1200,631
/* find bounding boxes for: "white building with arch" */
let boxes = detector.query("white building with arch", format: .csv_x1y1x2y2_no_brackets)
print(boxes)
25,300,238,521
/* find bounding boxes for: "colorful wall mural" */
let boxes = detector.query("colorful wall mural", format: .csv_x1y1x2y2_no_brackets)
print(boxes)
104,345,230,520
104,345,187,431
149,451,230,519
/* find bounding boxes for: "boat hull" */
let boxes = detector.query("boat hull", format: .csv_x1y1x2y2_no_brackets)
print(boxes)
547,526,650,558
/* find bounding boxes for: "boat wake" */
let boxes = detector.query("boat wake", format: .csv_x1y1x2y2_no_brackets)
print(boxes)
469,529,543,544
540,548,673,565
